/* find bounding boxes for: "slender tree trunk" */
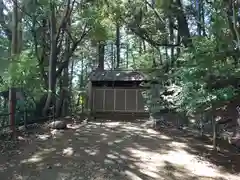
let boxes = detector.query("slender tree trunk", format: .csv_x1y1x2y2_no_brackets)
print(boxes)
116,21,121,69
62,66,69,116
196,0,201,36
80,57,84,112
80,57,84,87
69,58,75,115
165,47,169,72
152,56,157,68
142,40,146,52
231,0,240,66
113,44,116,68
226,0,239,66
212,114,217,150
111,43,114,69
11,0,18,55
201,0,206,36
56,57,70,117
175,0,192,47
33,18,48,88
55,77,63,117
169,17,174,68
176,29,181,58
98,41,105,70
43,1,57,116
56,13,71,117
126,43,129,68
17,10,23,53
139,38,142,55
9,0,19,138
158,48,163,65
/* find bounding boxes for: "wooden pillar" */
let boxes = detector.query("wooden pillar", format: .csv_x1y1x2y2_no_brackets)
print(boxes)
92,88,95,112
103,89,105,112
124,89,126,111
113,89,116,111
9,88,16,137
136,89,138,112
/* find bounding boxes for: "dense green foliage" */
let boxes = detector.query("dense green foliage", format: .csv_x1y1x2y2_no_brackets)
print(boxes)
0,0,240,131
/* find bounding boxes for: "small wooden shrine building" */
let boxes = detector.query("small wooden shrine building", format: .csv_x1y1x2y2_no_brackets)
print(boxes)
87,70,149,117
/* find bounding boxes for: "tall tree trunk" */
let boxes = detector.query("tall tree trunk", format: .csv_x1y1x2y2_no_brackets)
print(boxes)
43,1,57,116
56,7,72,117
201,0,206,36
9,0,19,138
158,48,163,65
80,57,84,112
226,0,239,66
11,0,18,55
169,16,174,68
55,75,63,117
17,10,23,53
32,17,48,88
80,57,84,87
142,40,146,51
152,52,157,68
126,43,129,68
175,0,192,47
116,21,121,69
111,43,114,69
56,52,70,117
196,0,202,35
176,28,181,58
165,47,169,72
113,43,116,68
62,66,69,116
69,58,75,115
98,41,105,70
139,38,142,55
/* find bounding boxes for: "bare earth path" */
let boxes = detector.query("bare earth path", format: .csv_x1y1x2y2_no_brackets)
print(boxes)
0,120,240,180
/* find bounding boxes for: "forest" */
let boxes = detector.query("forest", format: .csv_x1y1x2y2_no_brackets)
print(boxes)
1,0,240,179
0,0,240,148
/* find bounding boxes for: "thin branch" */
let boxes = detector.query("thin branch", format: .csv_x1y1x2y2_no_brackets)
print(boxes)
65,28,75,42
55,24,91,77
143,0,164,24
56,0,76,42
32,28,48,87
129,25,180,47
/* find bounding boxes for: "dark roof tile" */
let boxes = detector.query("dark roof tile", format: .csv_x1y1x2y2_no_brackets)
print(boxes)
89,70,148,81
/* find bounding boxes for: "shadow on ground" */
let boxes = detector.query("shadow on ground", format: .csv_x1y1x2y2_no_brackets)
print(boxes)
156,125,240,173
0,118,239,180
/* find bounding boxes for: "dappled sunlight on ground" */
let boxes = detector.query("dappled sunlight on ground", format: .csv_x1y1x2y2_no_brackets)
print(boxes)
0,119,239,180
21,147,56,164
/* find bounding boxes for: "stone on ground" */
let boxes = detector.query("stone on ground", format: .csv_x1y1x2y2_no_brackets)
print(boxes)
48,120,67,129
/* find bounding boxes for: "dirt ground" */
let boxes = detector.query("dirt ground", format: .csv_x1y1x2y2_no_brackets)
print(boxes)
0,119,240,180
